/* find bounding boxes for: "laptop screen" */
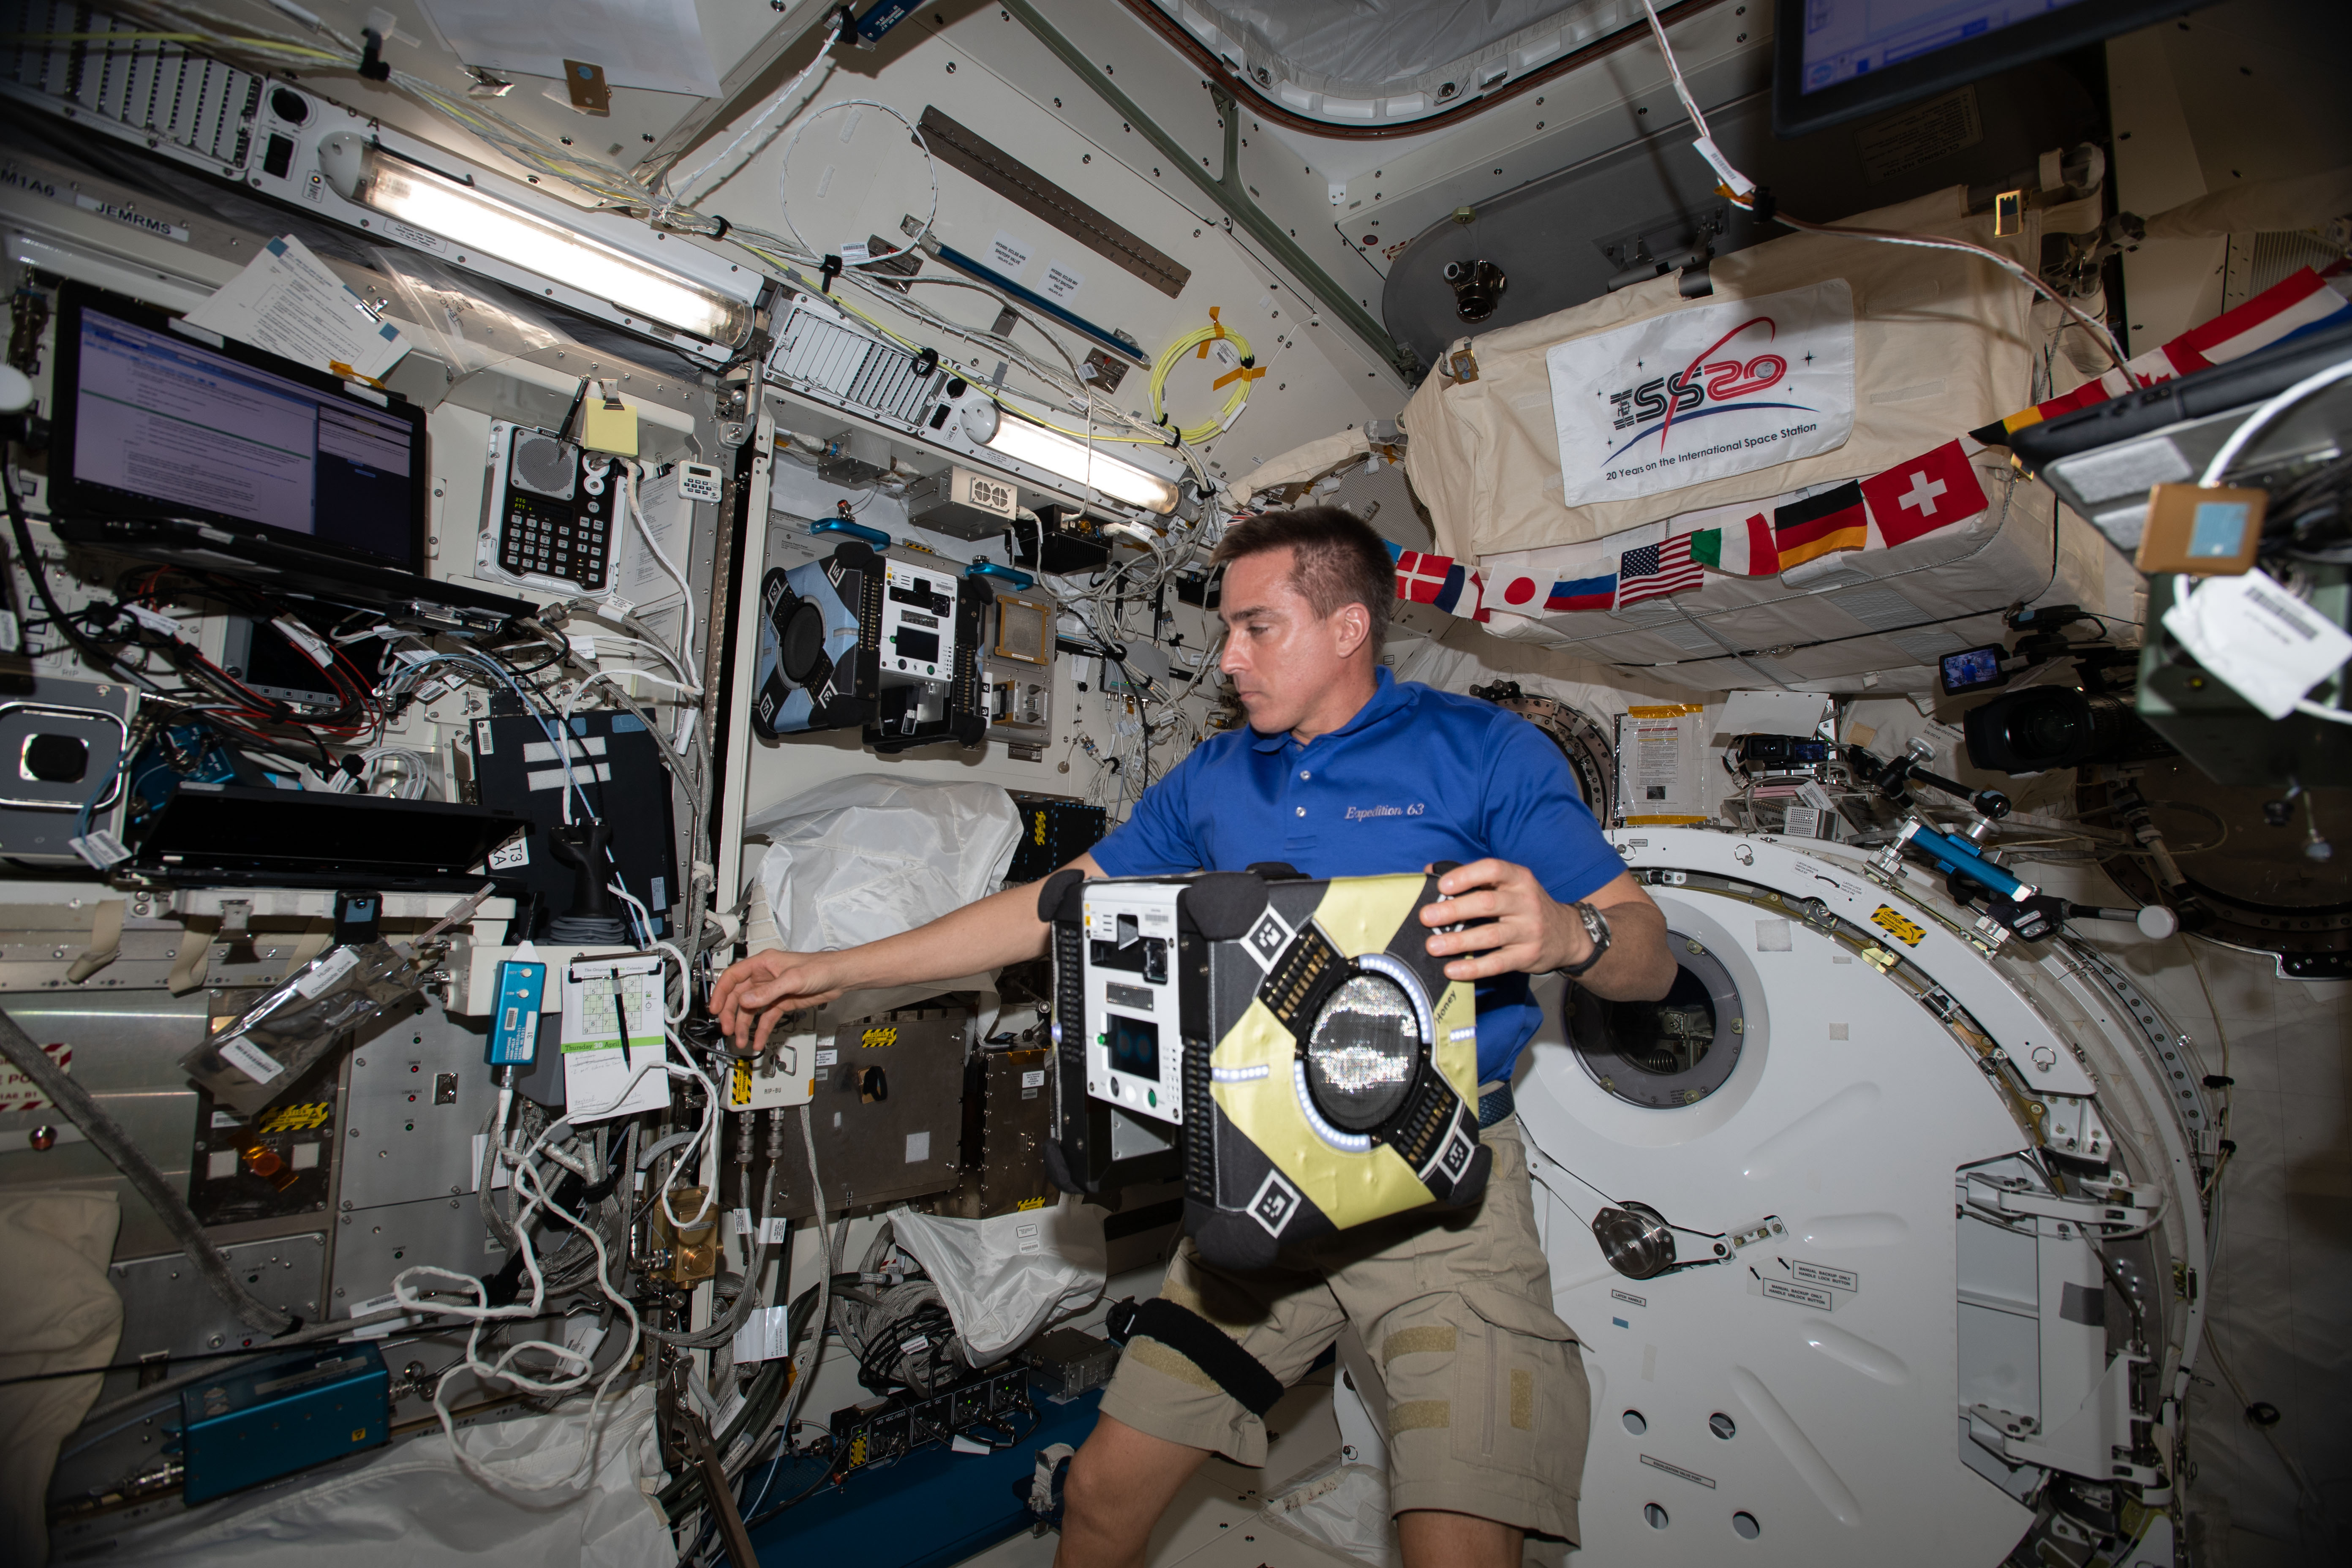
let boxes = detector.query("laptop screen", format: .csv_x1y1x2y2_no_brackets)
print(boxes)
49,283,427,575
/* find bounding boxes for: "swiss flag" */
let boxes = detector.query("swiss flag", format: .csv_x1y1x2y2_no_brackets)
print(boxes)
1861,441,1988,548
1394,550,1455,604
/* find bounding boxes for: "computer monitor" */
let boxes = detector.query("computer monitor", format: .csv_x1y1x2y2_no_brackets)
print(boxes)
1772,0,2194,137
46,280,427,575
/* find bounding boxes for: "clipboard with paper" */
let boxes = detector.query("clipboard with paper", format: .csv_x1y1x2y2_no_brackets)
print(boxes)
561,955,669,1122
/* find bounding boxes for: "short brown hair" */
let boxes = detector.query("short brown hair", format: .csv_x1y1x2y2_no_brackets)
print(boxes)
1212,506,1393,651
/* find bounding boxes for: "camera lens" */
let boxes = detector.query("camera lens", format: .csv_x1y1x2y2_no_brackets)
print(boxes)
2009,701,2082,763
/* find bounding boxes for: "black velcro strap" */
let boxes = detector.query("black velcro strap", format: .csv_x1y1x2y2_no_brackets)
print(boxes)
1129,1298,1284,1418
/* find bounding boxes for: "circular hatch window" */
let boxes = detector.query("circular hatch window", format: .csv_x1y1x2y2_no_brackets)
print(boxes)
1567,938,1745,1109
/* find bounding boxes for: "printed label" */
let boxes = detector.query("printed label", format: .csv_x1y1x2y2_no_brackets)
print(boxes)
1762,1278,1834,1311
1548,281,1855,506
75,191,190,241
1042,261,1084,304
1609,1289,1647,1309
294,946,360,998
988,230,1034,275
1641,1454,1718,1489
815,1048,839,1067
1870,904,1926,947
1789,1259,1859,1293
218,1035,286,1084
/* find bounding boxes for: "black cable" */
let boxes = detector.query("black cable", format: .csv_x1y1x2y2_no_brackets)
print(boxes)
4,464,166,694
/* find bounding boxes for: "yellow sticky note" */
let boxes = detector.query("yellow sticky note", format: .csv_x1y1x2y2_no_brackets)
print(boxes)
581,397,639,457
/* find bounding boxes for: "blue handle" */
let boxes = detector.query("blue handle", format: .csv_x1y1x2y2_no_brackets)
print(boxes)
968,560,1035,591
1906,824,2029,900
812,517,891,549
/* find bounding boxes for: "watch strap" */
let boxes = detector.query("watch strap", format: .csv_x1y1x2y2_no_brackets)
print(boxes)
1554,901,1611,978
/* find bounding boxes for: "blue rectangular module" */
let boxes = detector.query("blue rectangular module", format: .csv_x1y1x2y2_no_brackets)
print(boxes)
180,1342,390,1503
487,955,547,1066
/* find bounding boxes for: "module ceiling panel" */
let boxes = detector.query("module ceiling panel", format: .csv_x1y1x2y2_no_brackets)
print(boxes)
1146,0,1666,128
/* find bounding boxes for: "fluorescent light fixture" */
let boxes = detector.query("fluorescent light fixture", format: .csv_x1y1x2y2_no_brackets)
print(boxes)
318,135,748,345
983,413,1179,514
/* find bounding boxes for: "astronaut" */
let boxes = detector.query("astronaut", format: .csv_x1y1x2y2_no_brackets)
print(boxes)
715,506,1675,1567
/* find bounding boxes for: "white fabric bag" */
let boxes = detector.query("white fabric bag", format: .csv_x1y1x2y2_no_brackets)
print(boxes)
888,1198,1108,1364
745,775,1022,1019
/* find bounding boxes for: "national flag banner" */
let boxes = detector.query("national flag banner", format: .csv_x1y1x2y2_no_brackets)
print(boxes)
1774,481,1869,566
1461,570,1492,623
1688,512,1779,575
1545,573,1617,612
1859,440,1989,547
2166,266,2350,372
1615,536,1705,607
1426,560,1472,615
1497,573,1544,610
1394,548,1456,604
1974,268,2351,444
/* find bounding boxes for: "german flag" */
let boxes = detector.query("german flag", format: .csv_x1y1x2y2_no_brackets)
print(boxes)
1774,482,1868,567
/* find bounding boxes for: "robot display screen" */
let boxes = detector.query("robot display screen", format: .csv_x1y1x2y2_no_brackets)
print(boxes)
1107,1012,1160,1081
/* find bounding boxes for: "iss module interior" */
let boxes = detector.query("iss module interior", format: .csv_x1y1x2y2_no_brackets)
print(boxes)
1510,829,2205,1567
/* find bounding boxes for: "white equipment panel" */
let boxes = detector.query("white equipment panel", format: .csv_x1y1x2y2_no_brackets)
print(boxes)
1506,830,2206,1566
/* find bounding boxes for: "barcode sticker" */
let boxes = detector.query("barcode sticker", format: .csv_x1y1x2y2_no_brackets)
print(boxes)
2162,568,2352,719
219,1035,286,1084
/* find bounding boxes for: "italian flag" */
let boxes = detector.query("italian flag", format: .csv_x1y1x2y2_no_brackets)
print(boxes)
1687,512,1779,576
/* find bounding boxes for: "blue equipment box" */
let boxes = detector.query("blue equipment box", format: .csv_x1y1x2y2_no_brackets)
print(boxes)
180,1342,390,1503
487,954,547,1066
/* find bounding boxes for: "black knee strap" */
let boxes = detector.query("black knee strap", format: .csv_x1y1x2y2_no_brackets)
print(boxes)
1129,1298,1284,1418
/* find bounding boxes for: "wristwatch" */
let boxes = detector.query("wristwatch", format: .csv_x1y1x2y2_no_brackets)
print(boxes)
1552,901,1612,978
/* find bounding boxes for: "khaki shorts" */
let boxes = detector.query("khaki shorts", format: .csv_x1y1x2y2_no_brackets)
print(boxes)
1098,1116,1590,1542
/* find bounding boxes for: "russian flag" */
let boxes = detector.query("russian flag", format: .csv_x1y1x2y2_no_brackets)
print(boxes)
1545,573,1617,612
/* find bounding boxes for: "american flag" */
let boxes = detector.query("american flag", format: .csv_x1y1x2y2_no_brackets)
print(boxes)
1615,536,1704,607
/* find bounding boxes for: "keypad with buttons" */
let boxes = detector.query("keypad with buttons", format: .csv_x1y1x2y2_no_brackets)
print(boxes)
497,482,612,591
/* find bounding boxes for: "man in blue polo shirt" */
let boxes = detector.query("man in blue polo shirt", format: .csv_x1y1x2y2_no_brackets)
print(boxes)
715,507,1674,1567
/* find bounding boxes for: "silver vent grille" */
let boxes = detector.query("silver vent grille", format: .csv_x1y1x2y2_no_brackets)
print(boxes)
2,2,259,168
767,304,942,424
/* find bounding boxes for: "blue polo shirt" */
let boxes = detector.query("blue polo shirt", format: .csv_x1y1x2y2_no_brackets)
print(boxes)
1089,667,1621,1083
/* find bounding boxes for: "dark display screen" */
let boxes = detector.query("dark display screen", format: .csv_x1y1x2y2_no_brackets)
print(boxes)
1107,1013,1160,1081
